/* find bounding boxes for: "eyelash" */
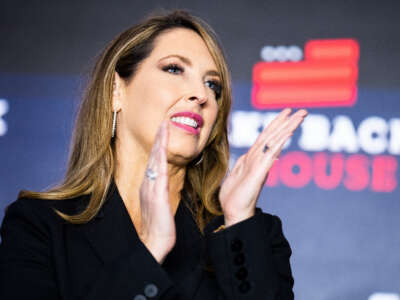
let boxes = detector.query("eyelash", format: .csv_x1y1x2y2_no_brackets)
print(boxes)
162,63,222,100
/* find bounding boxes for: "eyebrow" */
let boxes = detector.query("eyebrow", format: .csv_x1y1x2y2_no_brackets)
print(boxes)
159,54,221,78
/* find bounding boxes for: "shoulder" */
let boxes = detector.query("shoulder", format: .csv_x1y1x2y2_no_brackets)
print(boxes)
0,194,91,254
3,193,90,228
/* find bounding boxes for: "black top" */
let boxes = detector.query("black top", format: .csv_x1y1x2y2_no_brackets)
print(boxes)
0,180,294,299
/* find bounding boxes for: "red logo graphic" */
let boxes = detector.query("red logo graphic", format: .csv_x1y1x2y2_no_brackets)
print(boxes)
252,39,360,108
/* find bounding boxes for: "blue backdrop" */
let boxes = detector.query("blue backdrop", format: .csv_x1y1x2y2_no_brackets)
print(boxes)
1,1,399,299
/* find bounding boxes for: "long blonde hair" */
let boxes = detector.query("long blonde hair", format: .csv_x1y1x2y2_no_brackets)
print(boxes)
18,10,232,233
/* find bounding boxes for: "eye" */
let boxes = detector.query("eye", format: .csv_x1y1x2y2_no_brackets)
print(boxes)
162,63,183,74
205,80,222,100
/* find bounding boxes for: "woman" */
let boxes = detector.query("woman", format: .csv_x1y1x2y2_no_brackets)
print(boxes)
0,10,307,300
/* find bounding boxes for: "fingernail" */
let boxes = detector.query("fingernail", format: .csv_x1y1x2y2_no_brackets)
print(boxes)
300,109,308,116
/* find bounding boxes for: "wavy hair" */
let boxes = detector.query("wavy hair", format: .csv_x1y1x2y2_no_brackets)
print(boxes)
18,10,232,233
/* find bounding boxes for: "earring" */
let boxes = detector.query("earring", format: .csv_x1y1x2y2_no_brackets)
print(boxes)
194,153,204,166
111,111,117,138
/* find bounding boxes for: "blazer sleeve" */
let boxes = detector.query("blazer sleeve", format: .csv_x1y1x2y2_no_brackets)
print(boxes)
203,208,294,300
0,199,177,300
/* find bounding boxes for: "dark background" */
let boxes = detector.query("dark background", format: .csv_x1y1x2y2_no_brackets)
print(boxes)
1,1,399,299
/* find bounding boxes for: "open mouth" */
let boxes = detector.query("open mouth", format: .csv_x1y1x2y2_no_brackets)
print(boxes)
171,116,198,128
170,116,200,135
170,111,204,135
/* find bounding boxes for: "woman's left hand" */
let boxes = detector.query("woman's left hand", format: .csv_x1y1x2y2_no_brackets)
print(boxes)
219,108,308,227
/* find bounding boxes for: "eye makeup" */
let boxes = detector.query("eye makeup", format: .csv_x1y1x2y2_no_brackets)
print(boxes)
162,63,183,74
205,79,222,99
161,62,223,100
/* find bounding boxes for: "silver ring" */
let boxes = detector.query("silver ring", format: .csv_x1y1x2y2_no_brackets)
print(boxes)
145,168,158,180
262,144,270,153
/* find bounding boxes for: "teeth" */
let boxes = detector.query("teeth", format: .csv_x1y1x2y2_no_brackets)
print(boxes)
171,116,198,128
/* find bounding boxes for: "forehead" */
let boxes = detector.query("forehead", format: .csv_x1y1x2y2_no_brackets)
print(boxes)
149,27,218,70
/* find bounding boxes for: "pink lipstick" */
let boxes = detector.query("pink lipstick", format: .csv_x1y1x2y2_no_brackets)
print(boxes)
170,111,204,135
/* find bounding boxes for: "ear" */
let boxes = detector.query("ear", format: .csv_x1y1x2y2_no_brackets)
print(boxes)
112,71,123,112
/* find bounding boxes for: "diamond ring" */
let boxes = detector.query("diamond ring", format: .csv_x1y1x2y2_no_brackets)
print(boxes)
145,168,158,180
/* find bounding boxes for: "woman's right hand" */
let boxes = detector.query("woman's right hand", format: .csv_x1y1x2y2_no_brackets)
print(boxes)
138,121,176,264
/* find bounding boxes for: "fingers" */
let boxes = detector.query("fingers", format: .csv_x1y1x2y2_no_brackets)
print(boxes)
264,108,292,135
265,128,294,161
148,121,168,166
144,121,169,190
269,109,307,140
239,108,307,180
258,111,306,171
252,108,291,147
253,108,307,153
157,121,169,193
148,121,166,164
267,111,306,145
138,121,175,259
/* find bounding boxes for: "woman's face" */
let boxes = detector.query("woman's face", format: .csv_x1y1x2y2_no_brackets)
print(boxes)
115,28,221,165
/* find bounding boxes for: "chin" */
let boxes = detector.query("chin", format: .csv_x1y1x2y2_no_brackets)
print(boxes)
167,145,199,166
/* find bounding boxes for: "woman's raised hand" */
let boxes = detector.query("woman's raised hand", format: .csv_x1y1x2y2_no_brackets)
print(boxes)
138,121,176,264
219,108,308,227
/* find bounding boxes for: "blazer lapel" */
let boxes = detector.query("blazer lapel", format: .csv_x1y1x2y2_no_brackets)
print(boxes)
161,191,206,299
77,181,206,299
77,181,141,265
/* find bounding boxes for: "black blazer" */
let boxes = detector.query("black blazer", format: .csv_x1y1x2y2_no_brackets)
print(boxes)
0,180,294,299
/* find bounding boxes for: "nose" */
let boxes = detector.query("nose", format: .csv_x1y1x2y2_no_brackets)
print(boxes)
187,95,207,105
185,81,208,105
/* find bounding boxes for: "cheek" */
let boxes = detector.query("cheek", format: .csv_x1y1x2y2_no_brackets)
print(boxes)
126,75,176,117
123,86,172,149
202,104,219,140
209,103,219,128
